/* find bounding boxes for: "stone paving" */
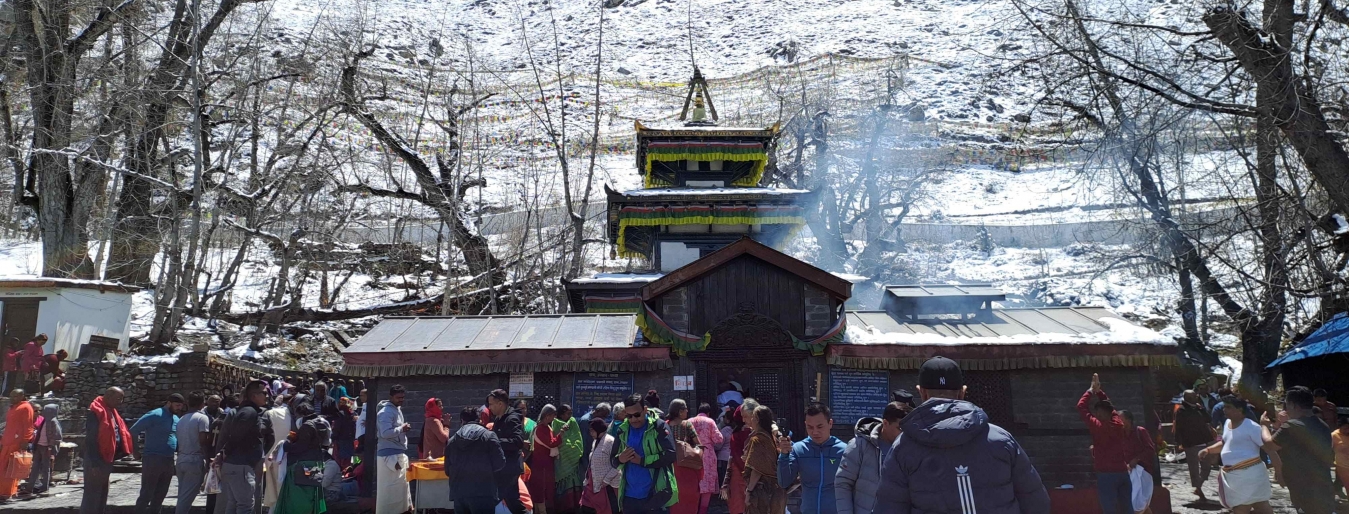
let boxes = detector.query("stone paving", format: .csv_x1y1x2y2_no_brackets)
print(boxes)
0,460,1342,513
0,471,207,514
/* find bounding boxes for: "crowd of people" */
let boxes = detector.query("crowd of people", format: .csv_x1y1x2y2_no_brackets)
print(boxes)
1168,380,1346,514
0,355,1344,514
359,356,1051,514
59,375,370,514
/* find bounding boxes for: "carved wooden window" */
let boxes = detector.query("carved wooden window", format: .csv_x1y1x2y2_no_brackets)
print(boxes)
963,371,1014,427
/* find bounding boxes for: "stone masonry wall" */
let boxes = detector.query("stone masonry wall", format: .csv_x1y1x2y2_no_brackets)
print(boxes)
662,287,691,332
803,285,832,337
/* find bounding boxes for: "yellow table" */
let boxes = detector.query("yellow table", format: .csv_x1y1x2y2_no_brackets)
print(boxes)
407,458,451,511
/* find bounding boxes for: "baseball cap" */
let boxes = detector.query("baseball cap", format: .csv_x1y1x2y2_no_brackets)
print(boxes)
918,356,964,390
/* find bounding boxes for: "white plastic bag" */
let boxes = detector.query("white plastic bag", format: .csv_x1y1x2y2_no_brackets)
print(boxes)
205,465,222,495
1129,465,1153,513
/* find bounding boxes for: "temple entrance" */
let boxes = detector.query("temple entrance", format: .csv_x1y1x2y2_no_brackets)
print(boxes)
692,313,807,438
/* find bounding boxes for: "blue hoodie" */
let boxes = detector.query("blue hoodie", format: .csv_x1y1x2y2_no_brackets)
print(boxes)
778,435,848,514
875,399,1050,514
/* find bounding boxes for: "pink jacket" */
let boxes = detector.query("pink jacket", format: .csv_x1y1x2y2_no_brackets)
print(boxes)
21,341,44,372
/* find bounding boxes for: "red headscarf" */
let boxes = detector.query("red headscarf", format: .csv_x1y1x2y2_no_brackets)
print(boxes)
425,398,443,421
730,406,749,467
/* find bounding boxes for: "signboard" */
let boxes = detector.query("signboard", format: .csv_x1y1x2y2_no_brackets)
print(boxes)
673,375,694,391
829,369,890,426
509,373,534,398
573,372,634,415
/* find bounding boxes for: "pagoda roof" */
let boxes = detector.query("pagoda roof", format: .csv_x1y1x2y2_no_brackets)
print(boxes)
605,185,810,203
634,120,779,139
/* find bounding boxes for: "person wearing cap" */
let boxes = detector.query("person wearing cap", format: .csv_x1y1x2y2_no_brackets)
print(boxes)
875,356,1049,514
836,401,906,514
131,392,187,514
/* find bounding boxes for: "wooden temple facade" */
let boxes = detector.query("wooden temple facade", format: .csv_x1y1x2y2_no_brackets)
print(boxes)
343,74,1183,500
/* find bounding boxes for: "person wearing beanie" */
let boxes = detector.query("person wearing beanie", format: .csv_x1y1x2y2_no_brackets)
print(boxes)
875,356,1049,514
131,392,187,514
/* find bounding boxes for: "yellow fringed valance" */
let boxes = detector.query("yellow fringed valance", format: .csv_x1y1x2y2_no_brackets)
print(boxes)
826,353,1181,371
617,215,805,258
643,152,768,188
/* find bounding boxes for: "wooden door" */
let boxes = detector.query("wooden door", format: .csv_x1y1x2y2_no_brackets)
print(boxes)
0,299,41,347
693,312,808,439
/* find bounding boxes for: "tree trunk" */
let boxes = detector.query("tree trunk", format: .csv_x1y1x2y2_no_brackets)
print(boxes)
13,0,128,279
338,49,500,280
1205,5,1349,217
107,0,262,286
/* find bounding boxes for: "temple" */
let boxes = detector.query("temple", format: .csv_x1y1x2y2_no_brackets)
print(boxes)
345,69,1186,511
566,67,810,310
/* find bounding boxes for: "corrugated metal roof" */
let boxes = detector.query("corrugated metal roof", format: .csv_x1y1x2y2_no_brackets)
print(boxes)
883,284,1006,298
846,307,1119,339
344,314,639,354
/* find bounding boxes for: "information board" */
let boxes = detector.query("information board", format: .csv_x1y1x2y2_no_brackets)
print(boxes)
573,372,635,415
509,373,534,398
829,369,890,425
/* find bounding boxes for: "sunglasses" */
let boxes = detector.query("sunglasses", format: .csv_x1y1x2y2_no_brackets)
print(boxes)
626,411,645,419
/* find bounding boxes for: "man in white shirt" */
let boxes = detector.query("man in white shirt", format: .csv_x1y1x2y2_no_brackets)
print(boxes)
1199,396,1284,513
176,392,213,514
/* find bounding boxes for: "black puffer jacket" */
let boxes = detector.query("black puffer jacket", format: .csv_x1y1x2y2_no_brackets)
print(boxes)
875,399,1050,514
445,422,506,497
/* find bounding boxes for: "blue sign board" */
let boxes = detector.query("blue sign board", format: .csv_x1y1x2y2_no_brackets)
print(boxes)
829,369,890,425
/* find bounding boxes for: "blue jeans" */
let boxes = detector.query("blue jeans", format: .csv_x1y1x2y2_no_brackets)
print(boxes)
1096,472,1132,514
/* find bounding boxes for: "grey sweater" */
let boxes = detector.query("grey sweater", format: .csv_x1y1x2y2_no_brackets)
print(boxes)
376,400,407,456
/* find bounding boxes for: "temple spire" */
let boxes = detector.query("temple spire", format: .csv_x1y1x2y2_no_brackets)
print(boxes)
679,66,718,126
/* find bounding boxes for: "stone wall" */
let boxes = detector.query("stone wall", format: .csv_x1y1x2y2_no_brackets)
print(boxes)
662,287,691,332
803,285,832,337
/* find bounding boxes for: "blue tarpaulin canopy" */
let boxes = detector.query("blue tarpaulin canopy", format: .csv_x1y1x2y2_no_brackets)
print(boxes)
1267,312,1349,368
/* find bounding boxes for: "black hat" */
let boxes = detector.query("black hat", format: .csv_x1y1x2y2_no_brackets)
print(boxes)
918,356,964,390
168,393,186,404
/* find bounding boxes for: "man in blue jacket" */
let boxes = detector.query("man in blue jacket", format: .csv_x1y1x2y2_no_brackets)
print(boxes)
777,402,848,514
875,356,1050,514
